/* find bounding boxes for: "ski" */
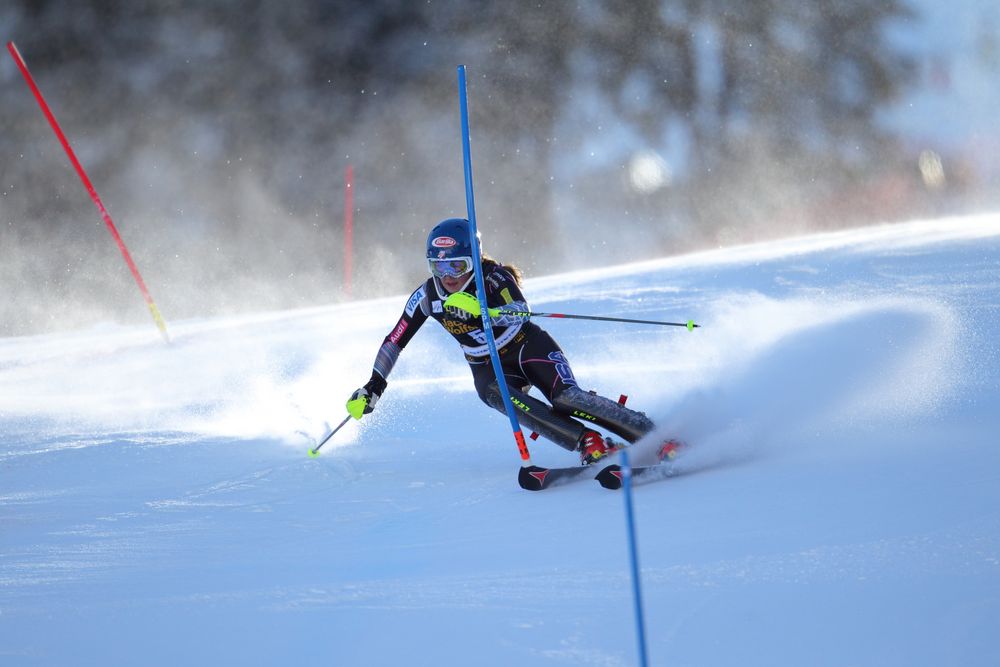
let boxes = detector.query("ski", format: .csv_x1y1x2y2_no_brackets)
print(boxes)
518,462,611,490
594,461,680,489
518,440,684,491
517,433,641,490
595,439,686,489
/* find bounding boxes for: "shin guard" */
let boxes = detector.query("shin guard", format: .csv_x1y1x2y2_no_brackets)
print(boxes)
552,386,654,443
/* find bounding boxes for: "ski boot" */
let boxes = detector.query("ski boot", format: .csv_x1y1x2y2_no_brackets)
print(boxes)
578,431,610,465
657,439,683,462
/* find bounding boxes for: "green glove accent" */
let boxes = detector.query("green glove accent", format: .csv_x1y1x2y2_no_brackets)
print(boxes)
346,395,369,420
443,291,482,317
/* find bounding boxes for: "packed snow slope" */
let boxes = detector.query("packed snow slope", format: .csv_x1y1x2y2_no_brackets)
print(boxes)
2,215,999,666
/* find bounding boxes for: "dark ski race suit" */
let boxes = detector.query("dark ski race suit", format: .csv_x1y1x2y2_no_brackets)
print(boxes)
369,260,655,453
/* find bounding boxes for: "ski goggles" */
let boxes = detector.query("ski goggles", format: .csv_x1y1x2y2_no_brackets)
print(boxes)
428,256,474,278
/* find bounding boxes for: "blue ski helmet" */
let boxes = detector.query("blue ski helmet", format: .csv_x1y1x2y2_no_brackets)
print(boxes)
426,218,478,259
426,218,480,279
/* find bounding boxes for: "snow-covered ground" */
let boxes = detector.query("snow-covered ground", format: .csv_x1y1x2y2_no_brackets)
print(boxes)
2,215,999,666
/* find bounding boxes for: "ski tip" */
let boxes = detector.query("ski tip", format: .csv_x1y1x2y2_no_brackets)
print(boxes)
518,465,550,491
595,465,624,490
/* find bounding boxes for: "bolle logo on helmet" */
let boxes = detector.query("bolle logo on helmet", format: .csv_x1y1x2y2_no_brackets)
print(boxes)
432,236,457,248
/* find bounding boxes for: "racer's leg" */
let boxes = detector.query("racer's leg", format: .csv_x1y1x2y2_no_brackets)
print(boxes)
516,328,656,443
469,359,585,452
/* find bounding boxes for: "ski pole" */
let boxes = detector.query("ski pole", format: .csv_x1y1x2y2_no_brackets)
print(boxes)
504,309,699,330
307,415,352,458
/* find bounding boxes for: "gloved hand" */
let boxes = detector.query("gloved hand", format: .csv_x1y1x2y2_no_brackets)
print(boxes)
444,291,499,320
346,372,388,420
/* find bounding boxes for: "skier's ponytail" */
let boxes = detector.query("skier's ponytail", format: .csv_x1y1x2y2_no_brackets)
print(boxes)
482,255,523,287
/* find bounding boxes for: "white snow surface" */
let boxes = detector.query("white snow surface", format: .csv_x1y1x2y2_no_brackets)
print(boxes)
2,215,999,665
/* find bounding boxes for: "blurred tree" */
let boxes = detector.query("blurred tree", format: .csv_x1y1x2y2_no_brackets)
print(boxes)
574,0,916,248
0,0,917,336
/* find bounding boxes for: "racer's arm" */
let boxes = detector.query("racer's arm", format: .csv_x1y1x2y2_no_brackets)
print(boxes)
347,285,431,419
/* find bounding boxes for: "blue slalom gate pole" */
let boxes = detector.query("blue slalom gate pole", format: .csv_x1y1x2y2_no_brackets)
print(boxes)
621,449,650,666
456,65,532,463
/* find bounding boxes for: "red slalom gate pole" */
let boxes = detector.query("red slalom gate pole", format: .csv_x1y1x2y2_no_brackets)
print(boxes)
343,164,354,299
7,41,170,343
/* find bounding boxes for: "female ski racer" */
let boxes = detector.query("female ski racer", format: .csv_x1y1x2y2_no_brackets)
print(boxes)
346,217,661,464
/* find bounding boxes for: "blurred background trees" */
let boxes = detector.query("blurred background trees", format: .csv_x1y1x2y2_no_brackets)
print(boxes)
1,0,993,335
